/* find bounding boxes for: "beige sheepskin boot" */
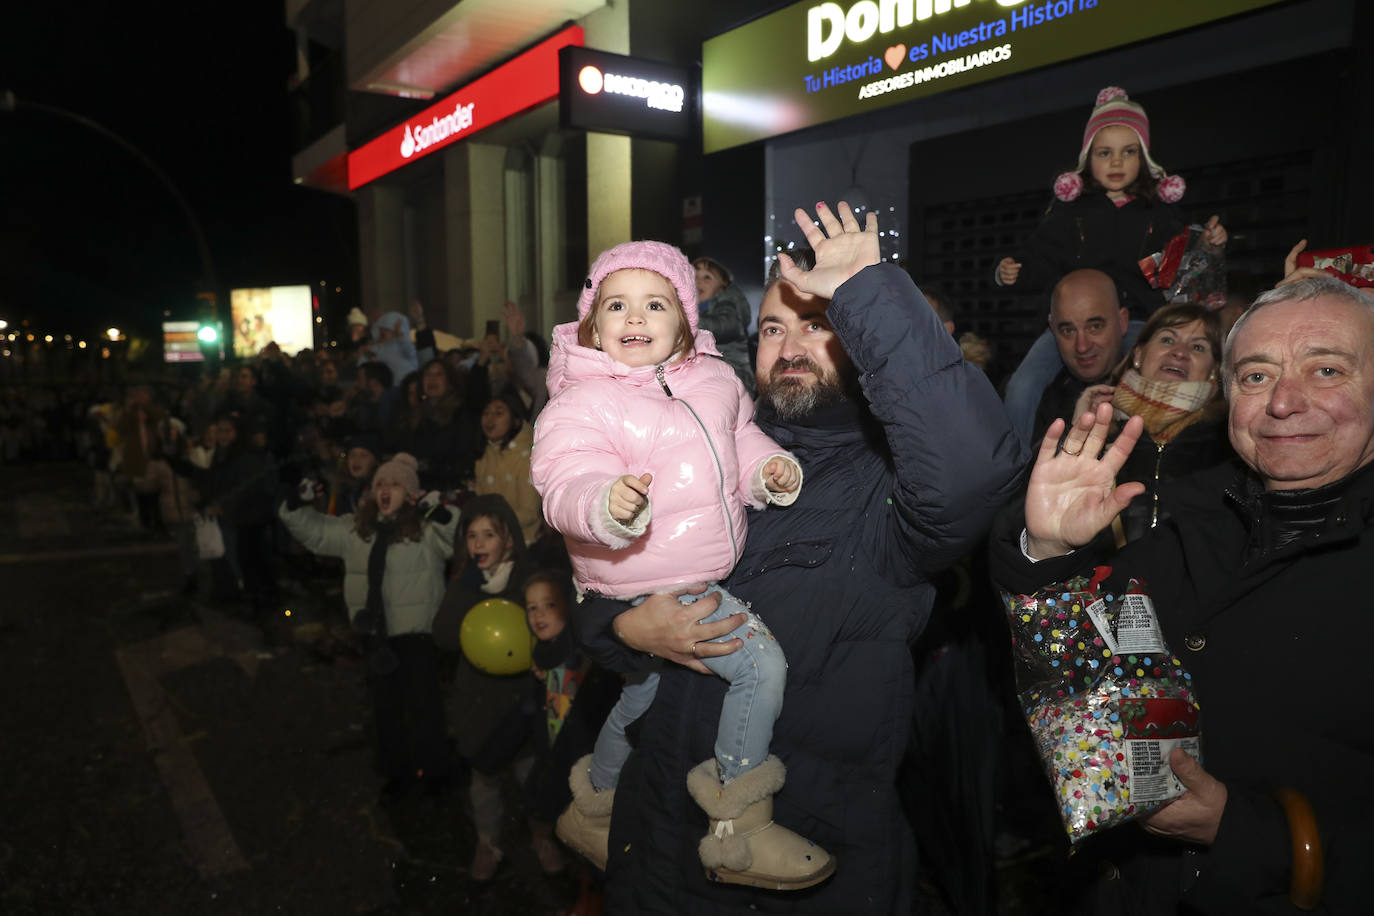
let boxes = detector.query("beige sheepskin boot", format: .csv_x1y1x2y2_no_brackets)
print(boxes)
555,754,615,870
687,755,836,890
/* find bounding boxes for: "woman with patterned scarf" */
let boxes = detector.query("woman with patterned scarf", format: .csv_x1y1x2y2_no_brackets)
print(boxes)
1069,303,1233,546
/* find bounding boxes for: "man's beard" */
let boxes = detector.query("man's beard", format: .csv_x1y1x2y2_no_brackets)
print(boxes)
759,356,848,421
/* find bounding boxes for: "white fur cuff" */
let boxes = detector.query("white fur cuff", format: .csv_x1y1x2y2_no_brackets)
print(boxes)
754,454,802,507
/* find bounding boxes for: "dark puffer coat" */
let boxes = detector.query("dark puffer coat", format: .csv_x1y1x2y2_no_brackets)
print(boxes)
1012,192,1186,321
577,264,1026,913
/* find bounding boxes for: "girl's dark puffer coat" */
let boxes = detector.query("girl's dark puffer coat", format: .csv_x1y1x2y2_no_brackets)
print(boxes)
1013,192,1186,321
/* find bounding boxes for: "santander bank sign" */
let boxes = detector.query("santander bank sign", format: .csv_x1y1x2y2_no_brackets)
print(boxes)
349,26,583,189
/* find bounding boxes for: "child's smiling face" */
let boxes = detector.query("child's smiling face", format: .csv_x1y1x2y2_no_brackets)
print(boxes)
525,581,567,642
593,269,685,368
465,515,512,570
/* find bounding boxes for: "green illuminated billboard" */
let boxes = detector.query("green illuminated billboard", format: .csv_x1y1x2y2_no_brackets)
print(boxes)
702,0,1283,152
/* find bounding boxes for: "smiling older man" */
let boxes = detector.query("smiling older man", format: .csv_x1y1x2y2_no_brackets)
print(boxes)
993,275,1374,914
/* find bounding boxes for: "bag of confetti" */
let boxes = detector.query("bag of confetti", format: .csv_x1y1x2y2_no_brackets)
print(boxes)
1000,569,1201,844
1138,225,1227,309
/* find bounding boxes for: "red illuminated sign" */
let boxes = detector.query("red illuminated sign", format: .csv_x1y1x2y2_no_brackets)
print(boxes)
348,25,584,189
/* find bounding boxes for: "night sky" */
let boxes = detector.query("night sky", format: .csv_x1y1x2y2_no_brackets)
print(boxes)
1,1,358,339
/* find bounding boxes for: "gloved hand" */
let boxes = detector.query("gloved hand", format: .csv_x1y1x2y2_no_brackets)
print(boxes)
298,478,320,503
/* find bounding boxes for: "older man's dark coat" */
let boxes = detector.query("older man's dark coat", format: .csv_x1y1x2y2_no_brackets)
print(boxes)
992,459,1374,915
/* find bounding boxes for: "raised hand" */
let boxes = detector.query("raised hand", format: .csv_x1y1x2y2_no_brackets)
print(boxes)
502,300,526,340
1277,238,1330,287
763,457,799,493
609,472,653,525
1023,403,1146,560
997,256,1022,286
778,200,881,300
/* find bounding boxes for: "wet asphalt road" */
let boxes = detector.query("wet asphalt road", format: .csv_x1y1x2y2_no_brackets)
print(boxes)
0,462,590,915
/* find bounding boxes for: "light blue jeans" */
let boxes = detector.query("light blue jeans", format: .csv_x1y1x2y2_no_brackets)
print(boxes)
588,585,786,789
1003,321,1145,444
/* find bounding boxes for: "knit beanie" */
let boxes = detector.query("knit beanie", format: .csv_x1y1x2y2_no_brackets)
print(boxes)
346,430,382,460
372,452,421,497
1056,87,1185,203
346,307,368,327
576,241,699,334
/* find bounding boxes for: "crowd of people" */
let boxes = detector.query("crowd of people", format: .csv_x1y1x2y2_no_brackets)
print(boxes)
13,83,1371,915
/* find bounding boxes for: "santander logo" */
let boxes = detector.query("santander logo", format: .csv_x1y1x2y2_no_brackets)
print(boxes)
399,101,477,159
807,0,1027,62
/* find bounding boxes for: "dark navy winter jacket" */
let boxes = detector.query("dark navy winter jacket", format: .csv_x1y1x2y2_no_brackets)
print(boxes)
576,263,1026,914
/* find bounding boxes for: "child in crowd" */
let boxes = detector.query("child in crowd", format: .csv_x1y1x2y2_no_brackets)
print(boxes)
324,433,380,516
279,452,458,801
463,570,619,882
531,241,833,889
133,418,200,596
996,86,1228,443
473,391,542,548
426,495,533,875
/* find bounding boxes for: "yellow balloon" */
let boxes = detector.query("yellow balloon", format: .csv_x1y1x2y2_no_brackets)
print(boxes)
460,598,533,675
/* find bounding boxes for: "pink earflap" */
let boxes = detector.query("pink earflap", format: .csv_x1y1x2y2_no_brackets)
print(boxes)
1054,172,1083,202
1157,174,1186,203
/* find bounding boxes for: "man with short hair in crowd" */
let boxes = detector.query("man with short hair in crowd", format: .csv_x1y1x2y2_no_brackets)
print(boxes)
573,202,1025,914
1032,268,1129,444
994,275,1374,913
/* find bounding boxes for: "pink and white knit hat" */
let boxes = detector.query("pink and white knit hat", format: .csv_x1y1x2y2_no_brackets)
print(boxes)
1056,87,1185,203
576,241,699,334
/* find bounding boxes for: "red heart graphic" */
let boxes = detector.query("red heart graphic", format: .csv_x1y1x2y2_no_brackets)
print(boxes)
884,45,906,70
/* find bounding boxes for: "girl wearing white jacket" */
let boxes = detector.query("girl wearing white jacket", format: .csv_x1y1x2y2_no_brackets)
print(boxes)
280,452,458,801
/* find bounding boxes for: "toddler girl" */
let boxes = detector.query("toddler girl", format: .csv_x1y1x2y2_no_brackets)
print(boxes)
279,452,457,801
998,86,1228,443
531,241,833,889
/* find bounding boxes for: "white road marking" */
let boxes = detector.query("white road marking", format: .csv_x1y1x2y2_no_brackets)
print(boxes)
114,627,250,878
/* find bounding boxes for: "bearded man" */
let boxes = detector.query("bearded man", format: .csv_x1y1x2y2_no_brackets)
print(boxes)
571,202,1025,914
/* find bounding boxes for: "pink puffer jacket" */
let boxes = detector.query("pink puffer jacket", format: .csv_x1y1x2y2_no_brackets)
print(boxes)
531,323,795,598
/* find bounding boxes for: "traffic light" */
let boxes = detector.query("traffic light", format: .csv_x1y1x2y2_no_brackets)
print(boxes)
195,292,222,360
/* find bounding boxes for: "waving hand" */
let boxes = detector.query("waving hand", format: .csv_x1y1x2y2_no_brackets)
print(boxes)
1024,403,1146,560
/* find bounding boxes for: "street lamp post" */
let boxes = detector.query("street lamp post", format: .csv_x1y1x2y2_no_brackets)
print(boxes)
1,89,219,309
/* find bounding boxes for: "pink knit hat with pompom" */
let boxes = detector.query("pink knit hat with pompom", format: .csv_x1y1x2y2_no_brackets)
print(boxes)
1055,87,1185,203
576,241,698,334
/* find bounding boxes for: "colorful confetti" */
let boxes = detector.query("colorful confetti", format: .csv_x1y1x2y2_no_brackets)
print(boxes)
1001,572,1202,844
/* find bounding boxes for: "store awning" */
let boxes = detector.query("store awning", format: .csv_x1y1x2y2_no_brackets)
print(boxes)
354,0,607,99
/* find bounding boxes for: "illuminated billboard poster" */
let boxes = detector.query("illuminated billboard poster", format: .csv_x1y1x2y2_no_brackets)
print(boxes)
230,285,314,358
348,25,584,189
559,46,692,141
702,0,1284,153
162,321,204,363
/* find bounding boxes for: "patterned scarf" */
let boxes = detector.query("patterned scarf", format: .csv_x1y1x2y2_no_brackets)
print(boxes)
1111,368,1216,444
